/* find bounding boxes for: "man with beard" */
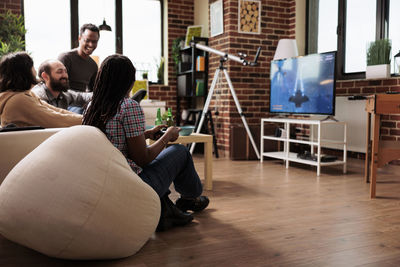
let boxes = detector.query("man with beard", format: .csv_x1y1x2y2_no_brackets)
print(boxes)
0,52,82,128
58,23,100,93
32,59,92,112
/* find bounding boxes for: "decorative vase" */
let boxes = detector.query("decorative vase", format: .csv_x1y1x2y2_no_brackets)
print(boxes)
366,64,390,79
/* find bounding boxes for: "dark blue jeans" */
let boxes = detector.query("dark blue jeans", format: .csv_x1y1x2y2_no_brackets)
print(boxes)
138,144,203,198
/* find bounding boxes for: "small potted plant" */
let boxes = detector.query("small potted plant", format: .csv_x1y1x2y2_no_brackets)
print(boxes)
172,36,185,75
157,57,165,84
366,39,391,79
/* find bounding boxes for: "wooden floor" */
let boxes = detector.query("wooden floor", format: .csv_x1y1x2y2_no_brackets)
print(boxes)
2,156,400,266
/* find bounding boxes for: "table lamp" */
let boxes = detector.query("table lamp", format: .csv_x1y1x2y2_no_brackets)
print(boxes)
394,50,400,76
273,39,299,60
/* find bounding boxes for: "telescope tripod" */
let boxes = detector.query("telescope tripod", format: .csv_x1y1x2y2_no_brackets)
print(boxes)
190,58,260,159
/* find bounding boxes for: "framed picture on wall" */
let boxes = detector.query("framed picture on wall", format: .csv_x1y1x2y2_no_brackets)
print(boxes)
210,0,224,37
238,0,261,34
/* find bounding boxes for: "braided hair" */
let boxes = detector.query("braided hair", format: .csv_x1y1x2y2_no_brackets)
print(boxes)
83,54,136,132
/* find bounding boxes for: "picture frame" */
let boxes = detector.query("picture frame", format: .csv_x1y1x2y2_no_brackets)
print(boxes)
210,0,224,37
185,25,203,47
238,0,261,34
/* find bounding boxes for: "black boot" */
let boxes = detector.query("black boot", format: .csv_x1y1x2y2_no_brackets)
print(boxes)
176,196,210,212
156,194,193,232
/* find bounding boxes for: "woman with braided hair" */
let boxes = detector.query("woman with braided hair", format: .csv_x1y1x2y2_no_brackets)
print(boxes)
83,54,209,232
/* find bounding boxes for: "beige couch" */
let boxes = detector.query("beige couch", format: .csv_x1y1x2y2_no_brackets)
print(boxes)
0,126,160,259
0,128,62,184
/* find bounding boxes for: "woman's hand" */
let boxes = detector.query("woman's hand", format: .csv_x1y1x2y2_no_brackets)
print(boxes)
145,124,166,140
127,126,181,168
164,126,181,142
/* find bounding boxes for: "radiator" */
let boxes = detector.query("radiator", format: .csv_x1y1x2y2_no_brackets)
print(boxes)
321,96,367,153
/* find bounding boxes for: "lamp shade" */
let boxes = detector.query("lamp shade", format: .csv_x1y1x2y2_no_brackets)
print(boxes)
99,19,112,31
273,39,298,60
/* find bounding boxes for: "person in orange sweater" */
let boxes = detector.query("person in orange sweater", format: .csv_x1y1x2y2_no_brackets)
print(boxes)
0,52,82,128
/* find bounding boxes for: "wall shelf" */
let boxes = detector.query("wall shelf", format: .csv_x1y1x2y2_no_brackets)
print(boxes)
176,37,209,126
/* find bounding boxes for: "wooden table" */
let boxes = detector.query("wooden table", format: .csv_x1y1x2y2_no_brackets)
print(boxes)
150,133,213,190
365,94,400,198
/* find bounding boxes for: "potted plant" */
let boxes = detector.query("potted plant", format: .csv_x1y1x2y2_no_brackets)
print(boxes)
0,10,26,57
366,39,391,79
172,36,185,75
157,57,165,84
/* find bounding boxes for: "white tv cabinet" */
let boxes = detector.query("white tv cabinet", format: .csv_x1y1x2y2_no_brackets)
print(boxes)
260,117,347,176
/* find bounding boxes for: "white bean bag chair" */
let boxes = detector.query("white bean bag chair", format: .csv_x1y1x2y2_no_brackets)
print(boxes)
0,125,160,260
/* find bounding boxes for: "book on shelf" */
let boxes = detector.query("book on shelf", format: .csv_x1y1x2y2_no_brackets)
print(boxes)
196,56,205,71
196,79,205,96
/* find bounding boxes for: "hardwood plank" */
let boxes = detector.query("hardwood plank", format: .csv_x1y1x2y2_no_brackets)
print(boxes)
1,157,400,266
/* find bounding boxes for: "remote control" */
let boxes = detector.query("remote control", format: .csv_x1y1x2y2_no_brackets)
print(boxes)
154,130,165,140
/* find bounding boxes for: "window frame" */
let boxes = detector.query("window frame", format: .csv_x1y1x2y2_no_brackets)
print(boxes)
307,0,391,80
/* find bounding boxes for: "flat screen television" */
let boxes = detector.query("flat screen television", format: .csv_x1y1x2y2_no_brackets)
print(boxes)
269,51,336,115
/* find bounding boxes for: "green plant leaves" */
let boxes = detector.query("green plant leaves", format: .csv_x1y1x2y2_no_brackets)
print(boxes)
157,57,165,84
172,36,185,75
367,39,391,66
0,10,26,57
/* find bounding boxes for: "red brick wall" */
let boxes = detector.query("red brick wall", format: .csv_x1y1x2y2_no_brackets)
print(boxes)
0,0,21,14
207,0,296,154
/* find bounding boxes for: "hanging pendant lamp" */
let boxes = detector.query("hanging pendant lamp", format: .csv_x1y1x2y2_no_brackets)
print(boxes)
99,19,112,31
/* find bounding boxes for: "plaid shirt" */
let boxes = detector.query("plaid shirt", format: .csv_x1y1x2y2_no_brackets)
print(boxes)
105,98,145,174
31,83,92,110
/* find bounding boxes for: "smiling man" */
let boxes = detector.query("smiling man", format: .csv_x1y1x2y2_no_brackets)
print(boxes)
31,59,92,112
58,24,100,93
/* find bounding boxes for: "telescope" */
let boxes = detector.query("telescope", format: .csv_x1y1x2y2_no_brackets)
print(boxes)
189,42,262,159
191,42,261,66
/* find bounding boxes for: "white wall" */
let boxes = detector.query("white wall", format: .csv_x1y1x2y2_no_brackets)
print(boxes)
194,0,209,37
296,0,306,56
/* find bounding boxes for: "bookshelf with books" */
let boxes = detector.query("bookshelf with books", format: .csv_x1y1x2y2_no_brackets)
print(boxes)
176,37,209,126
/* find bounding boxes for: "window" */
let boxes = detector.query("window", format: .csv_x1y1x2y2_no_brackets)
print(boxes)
23,0,163,83
24,0,71,71
317,0,338,53
307,0,395,79
79,0,116,64
344,0,376,73
122,0,162,83
389,0,400,73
